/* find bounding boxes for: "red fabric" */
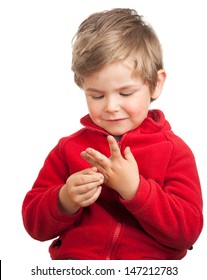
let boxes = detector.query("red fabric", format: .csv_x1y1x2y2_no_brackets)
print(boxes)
22,110,203,260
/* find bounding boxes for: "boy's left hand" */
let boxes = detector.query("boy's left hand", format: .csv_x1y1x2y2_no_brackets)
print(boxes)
81,135,140,200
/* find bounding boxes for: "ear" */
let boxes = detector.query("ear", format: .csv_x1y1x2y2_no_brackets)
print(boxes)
151,69,167,100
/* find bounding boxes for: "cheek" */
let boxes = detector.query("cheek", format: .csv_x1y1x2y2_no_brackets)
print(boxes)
126,99,149,117
124,101,140,115
87,102,102,120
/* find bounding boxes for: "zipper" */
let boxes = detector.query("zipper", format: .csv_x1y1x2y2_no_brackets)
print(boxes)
83,124,128,145
83,124,110,137
105,135,127,259
83,122,127,259
105,221,122,260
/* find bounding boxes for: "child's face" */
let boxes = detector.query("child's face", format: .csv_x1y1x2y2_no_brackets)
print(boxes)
82,60,155,136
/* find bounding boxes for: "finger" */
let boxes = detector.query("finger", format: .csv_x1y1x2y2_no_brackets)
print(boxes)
81,173,104,185
80,186,102,207
124,146,135,161
107,135,121,157
87,167,98,174
81,155,106,175
80,151,97,167
78,167,98,175
76,179,104,195
81,150,109,170
69,172,104,188
88,185,102,204
77,167,105,181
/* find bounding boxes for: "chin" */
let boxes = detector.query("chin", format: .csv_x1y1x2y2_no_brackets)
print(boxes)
107,129,129,136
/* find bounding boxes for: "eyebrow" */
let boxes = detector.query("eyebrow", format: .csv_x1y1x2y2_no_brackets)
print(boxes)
86,88,105,94
86,85,141,93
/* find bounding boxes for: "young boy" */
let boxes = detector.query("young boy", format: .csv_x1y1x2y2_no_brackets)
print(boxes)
22,8,203,260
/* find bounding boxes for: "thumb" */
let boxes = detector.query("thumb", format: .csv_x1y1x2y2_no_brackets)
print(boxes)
81,167,98,175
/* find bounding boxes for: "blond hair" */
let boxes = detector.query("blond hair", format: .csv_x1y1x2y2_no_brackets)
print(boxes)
71,8,163,92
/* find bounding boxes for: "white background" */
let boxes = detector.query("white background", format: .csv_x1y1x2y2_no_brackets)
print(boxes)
0,0,206,279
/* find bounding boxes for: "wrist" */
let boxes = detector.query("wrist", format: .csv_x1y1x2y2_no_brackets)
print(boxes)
119,179,139,200
58,184,80,215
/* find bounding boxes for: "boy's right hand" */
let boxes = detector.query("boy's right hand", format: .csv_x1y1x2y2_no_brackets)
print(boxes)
58,167,104,215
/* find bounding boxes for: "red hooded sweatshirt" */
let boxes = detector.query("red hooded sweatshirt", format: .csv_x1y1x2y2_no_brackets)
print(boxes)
22,110,203,260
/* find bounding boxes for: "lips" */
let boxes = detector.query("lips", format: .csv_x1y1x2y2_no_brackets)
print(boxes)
106,118,127,122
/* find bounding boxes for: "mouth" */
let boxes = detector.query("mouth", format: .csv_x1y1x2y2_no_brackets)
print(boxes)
106,118,127,122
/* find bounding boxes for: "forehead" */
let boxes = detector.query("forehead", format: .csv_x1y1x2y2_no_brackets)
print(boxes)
84,58,137,82
82,60,144,94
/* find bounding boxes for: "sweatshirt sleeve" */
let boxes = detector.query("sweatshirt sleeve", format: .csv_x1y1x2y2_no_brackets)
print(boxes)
119,138,203,250
22,139,83,241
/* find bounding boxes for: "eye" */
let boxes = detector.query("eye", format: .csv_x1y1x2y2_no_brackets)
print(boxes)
119,92,133,97
91,95,104,100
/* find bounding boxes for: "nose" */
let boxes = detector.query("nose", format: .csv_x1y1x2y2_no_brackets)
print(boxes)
104,96,120,113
